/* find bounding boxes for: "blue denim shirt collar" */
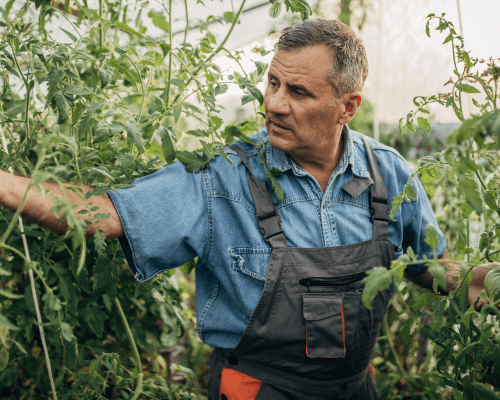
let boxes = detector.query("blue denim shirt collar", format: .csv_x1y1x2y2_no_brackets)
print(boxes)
265,125,371,180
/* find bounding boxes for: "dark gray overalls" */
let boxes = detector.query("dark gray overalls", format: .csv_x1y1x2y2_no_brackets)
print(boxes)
208,136,395,400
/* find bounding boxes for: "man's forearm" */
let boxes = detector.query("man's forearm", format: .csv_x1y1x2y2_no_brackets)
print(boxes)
0,170,124,238
404,250,496,310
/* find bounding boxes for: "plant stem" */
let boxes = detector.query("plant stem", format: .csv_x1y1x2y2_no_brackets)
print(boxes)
114,297,143,399
0,128,57,400
8,39,31,137
172,0,247,104
384,315,408,379
122,53,146,123
99,0,104,47
475,171,487,191
166,0,173,108
183,0,189,44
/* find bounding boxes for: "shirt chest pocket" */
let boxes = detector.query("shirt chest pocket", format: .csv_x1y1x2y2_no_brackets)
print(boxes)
230,248,272,320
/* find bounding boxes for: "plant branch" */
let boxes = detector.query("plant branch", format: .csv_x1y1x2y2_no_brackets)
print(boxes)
114,297,143,400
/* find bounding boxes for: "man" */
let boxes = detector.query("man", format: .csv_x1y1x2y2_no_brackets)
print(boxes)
0,18,494,399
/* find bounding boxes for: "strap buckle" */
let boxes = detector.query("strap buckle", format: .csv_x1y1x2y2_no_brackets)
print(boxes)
370,201,389,224
258,214,284,243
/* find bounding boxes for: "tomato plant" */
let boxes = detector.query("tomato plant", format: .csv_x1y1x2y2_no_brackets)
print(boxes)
0,0,309,398
364,13,500,400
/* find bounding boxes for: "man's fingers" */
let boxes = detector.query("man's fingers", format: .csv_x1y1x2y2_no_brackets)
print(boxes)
473,296,489,312
468,285,489,311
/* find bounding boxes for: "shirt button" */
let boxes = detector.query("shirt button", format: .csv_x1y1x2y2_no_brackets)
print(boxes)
228,355,239,366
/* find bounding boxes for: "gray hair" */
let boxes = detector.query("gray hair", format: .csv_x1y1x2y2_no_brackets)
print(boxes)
276,19,368,99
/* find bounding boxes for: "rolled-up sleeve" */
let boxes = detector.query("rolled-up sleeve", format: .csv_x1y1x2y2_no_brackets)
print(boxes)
401,176,446,275
108,161,209,282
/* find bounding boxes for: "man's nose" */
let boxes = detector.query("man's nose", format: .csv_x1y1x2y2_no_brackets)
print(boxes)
266,88,290,115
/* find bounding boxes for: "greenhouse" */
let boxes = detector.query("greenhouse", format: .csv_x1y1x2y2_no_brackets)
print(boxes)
0,0,499,398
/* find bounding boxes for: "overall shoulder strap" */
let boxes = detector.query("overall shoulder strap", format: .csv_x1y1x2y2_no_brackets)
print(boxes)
361,136,390,237
229,144,288,249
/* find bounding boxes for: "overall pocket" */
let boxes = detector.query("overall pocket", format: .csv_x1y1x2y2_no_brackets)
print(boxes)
301,293,346,358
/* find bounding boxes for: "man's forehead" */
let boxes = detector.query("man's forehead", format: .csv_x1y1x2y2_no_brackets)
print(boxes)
268,46,333,85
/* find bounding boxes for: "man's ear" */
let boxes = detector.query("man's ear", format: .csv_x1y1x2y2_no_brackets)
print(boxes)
339,93,362,125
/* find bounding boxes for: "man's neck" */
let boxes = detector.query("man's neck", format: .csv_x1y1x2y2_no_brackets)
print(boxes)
289,133,345,193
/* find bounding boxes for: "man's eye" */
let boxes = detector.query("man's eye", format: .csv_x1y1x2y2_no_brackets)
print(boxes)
295,90,306,96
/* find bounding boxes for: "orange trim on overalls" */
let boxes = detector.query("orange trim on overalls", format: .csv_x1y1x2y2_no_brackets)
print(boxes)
305,302,347,358
369,364,376,382
219,367,262,400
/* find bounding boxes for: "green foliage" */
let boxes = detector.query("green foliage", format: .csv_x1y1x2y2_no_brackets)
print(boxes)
368,12,500,399
0,0,309,398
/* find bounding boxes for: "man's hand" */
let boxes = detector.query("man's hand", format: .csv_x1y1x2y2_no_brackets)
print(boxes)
0,170,124,239
404,250,499,311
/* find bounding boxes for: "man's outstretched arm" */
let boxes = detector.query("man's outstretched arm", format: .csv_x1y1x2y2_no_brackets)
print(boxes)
405,250,497,310
0,170,124,239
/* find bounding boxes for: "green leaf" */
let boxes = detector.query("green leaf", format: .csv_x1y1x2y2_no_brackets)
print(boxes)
93,257,117,298
400,319,413,346
241,93,255,106
169,78,185,88
403,183,417,201
433,299,446,323
417,117,431,131
470,382,500,400
59,27,77,42
390,195,403,221
484,267,500,301
265,168,283,204
424,224,439,250
0,288,24,300
148,10,169,32
54,91,70,124
253,61,267,75
217,149,235,167
223,11,234,23
176,150,210,173
116,152,136,177
126,121,144,150
459,284,469,314
247,85,264,106
60,322,75,342
94,230,107,258
0,313,19,331
427,263,447,292
215,84,228,96
47,67,64,104
269,2,282,18
52,264,77,311
484,192,499,211
82,307,109,337
158,125,176,164
64,85,92,96
173,103,181,123
456,83,480,94
454,342,478,368
159,43,171,57
0,348,8,372
113,22,146,38
0,267,11,276
443,33,453,44
361,267,393,309
99,66,114,88
458,177,482,215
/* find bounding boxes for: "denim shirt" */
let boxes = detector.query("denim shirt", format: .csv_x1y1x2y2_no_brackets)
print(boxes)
108,126,446,349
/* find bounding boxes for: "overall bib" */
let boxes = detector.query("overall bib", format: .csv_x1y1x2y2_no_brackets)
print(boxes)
208,136,395,400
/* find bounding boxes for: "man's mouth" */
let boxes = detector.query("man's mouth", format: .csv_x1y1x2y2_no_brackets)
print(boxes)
269,119,291,131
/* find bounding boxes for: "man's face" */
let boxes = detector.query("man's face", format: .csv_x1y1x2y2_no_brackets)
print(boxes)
264,45,348,163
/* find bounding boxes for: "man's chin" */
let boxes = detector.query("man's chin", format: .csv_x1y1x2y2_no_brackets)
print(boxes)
268,130,293,152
